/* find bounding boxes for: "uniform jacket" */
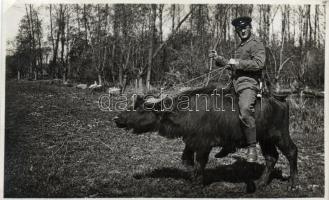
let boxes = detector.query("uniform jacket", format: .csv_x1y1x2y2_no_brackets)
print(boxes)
216,34,266,93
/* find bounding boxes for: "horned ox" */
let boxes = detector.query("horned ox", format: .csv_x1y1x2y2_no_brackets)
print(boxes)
113,86,298,191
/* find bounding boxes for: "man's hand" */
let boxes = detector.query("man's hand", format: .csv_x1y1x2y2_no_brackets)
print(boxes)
228,58,239,65
208,50,219,59
209,50,228,66
227,58,239,70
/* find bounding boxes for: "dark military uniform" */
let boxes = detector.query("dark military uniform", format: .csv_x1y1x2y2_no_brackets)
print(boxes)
212,16,266,161
232,34,265,92
213,19,265,149
232,34,265,145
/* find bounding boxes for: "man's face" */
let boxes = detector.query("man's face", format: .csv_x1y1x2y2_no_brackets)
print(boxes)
236,25,251,40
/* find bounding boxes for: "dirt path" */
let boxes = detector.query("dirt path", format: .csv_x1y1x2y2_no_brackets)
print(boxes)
4,80,324,197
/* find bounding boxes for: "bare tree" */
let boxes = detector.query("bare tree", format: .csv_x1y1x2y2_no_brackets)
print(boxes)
25,5,37,79
146,4,157,90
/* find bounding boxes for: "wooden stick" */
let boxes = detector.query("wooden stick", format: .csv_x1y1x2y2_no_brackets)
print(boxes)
206,37,222,86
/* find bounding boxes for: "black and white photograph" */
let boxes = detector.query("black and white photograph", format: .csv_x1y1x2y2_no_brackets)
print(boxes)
2,0,327,198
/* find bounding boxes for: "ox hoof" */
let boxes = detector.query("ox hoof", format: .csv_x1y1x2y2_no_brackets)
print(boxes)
287,186,296,191
246,181,256,193
286,177,298,191
255,179,267,189
287,184,299,191
191,174,205,186
182,159,194,168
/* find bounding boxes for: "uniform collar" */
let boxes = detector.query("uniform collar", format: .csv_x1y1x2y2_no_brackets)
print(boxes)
239,34,254,46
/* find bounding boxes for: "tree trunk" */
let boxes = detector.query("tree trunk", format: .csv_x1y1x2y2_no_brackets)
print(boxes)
52,5,62,78
281,6,286,43
171,5,175,34
263,5,270,43
303,5,309,48
259,5,262,37
158,4,164,43
314,5,318,48
146,4,157,90
122,74,127,93
76,4,80,33
98,74,102,86
49,4,55,77
158,4,165,77
119,66,123,86
83,5,88,43
94,4,103,86
137,70,144,94
65,10,70,81
190,5,193,71
35,11,43,80
60,5,66,81
287,5,290,42
113,5,119,84
111,45,116,83
29,5,37,80
307,5,312,46
25,5,37,80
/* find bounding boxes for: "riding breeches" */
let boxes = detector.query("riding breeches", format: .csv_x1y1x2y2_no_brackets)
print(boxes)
238,88,257,145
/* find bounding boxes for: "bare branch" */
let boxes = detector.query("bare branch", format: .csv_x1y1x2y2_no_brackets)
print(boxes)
276,56,294,79
151,6,196,60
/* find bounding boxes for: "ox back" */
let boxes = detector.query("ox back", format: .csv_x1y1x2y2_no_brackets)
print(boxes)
156,86,288,150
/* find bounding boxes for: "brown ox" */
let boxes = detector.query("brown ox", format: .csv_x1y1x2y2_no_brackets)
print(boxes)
114,86,297,192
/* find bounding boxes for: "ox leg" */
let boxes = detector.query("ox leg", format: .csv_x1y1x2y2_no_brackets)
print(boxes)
182,145,195,169
276,135,298,190
256,141,279,188
193,148,211,185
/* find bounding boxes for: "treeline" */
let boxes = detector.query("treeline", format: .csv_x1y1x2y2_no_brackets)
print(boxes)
6,4,325,90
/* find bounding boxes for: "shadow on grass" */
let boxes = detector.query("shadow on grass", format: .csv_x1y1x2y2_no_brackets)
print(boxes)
133,156,288,187
133,168,192,181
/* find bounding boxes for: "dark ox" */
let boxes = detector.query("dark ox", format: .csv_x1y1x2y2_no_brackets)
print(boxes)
113,86,297,191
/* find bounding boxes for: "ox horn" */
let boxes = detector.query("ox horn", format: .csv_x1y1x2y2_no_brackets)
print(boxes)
146,94,168,103
112,116,119,121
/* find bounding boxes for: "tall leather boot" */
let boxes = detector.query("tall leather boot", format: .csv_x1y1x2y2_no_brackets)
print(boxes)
245,127,257,162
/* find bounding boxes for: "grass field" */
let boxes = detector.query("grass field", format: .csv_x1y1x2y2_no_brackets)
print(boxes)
4,80,325,197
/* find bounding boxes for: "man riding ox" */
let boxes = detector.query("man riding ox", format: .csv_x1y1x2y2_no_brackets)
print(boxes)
209,16,266,162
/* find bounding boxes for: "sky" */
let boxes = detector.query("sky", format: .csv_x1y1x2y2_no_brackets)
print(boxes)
5,4,25,42
5,3,50,43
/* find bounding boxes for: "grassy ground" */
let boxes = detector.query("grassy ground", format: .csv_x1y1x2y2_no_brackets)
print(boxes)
4,80,324,197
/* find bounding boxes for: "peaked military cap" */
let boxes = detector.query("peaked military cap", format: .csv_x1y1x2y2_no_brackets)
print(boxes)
232,16,252,29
